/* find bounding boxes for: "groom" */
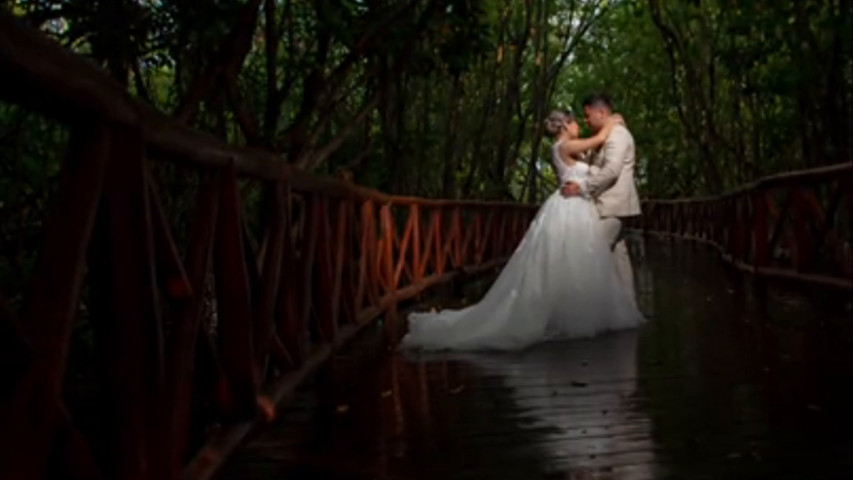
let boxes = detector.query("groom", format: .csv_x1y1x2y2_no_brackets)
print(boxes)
561,93,640,303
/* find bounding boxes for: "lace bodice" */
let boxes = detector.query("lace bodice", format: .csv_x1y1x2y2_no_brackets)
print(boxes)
551,141,590,184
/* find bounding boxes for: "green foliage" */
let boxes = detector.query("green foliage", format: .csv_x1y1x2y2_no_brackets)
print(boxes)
561,0,852,196
0,104,66,300
2,0,850,227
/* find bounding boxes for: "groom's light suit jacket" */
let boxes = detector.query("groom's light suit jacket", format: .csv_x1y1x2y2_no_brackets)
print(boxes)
583,124,641,219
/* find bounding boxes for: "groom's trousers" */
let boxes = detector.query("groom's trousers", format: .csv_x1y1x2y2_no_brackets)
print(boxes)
599,217,637,304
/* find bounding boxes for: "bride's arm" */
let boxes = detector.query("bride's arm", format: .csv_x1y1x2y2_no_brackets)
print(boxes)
557,116,624,161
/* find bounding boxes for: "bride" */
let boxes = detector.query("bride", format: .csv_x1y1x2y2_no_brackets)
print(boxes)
401,109,644,351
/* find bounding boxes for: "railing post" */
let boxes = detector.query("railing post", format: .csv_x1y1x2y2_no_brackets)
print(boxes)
212,163,259,420
312,196,336,343
253,182,286,371
411,204,422,284
1,122,110,480
379,204,397,340
88,125,167,478
753,189,769,269
165,170,220,475
451,207,463,268
791,187,812,272
433,209,445,275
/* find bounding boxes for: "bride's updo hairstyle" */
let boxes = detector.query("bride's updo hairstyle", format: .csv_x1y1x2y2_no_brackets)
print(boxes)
544,109,575,138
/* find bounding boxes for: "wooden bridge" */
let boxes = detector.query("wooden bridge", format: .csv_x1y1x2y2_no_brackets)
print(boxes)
1,12,851,480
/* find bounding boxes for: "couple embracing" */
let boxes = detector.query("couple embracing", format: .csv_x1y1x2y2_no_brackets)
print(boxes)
403,93,644,351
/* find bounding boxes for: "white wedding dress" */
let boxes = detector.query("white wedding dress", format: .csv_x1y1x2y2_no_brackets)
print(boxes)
401,141,644,351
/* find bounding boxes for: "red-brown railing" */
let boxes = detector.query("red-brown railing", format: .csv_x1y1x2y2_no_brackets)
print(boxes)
0,13,536,480
634,163,853,290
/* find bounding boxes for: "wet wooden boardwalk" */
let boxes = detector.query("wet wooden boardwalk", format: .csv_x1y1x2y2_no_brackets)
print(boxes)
217,237,853,480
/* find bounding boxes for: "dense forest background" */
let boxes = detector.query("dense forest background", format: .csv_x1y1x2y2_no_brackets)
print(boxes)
2,0,852,294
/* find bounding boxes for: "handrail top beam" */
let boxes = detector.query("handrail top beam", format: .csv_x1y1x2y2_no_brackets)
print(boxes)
645,163,852,205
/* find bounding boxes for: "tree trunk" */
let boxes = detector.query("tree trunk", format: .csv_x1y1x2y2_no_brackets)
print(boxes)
525,0,548,203
442,76,462,198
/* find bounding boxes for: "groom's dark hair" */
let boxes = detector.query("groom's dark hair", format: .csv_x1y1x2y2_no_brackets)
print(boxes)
581,93,614,111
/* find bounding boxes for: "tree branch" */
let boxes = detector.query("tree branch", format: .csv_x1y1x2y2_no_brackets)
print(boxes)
225,78,262,145
263,0,281,145
291,0,444,171
294,92,381,170
174,0,264,124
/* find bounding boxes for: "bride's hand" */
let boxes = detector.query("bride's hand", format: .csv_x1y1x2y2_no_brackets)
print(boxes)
596,114,623,139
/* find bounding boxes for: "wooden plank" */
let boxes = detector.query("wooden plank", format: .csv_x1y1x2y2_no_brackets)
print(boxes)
431,210,445,275
444,208,462,269
331,200,348,325
767,190,793,256
164,171,220,475
242,221,263,309
753,190,770,268
298,194,321,345
380,204,396,295
87,125,165,480
411,205,422,284
496,209,509,256
312,196,337,342
791,187,813,272
460,210,477,267
808,183,845,261
345,201,361,322
213,164,259,419
275,183,306,366
477,210,496,265
394,212,414,289
361,201,380,306
417,209,437,280
254,183,286,372
354,206,370,319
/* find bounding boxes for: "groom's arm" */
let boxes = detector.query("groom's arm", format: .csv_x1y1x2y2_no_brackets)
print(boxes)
579,127,630,196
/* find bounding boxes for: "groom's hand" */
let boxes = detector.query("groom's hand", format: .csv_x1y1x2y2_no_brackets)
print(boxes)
560,182,581,197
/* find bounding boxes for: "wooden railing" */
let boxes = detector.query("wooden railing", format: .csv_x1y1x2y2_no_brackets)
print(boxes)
634,163,853,290
0,13,536,480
